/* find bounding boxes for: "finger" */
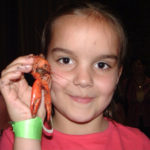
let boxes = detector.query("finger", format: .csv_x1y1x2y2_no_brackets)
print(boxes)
4,54,34,72
0,71,22,91
0,71,29,105
1,63,32,77
39,53,45,58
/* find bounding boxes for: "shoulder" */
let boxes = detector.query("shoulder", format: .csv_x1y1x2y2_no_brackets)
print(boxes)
110,121,150,149
113,121,145,136
0,127,14,149
2,127,14,138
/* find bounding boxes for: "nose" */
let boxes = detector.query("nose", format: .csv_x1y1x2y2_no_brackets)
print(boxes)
73,67,93,88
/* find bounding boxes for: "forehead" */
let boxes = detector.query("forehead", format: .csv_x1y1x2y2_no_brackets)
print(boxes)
50,14,119,56
52,13,116,31
52,14,118,42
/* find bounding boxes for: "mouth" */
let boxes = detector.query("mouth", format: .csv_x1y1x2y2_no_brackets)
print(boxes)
69,95,94,104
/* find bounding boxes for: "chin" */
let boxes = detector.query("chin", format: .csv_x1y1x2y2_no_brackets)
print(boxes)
70,117,92,124
67,111,98,124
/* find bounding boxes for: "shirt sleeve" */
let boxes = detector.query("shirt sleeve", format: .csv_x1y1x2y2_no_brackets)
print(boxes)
0,128,14,150
124,127,150,150
137,130,150,150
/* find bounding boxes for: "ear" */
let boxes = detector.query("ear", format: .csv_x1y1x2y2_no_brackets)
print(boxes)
116,66,123,84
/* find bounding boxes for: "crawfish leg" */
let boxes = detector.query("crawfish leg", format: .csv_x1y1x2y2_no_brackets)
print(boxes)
43,84,51,121
30,79,42,117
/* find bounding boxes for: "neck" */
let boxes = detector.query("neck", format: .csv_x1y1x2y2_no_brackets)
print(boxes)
52,110,108,135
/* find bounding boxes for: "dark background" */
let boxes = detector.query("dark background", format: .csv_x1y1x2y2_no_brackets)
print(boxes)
1,0,150,76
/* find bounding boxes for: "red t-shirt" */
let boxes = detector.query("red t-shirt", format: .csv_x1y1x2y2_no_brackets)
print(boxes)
0,120,150,150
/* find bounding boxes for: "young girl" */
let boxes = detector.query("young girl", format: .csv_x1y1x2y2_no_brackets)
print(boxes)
0,1,149,150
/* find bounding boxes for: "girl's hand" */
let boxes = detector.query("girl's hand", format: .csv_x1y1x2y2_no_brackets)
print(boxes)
0,55,46,122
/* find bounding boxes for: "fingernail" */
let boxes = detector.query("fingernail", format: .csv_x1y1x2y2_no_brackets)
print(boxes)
17,65,32,70
15,71,20,74
24,65,32,69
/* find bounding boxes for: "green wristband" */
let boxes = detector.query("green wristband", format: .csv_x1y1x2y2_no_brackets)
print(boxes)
11,117,43,140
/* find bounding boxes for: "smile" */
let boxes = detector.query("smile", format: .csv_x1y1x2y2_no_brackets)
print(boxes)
69,95,93,104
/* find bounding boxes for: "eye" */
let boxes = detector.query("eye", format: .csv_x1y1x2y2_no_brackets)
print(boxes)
58,57,73,64
95,62,110,70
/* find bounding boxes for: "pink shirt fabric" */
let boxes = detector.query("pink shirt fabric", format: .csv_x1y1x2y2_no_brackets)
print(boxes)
0,120,150,150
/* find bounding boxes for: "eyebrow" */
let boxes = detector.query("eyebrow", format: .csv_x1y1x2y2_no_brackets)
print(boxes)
96,55,118,61
51,47,118,61
51,47,74,55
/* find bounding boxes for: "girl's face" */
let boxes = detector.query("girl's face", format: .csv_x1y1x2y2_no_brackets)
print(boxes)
47,15,122,125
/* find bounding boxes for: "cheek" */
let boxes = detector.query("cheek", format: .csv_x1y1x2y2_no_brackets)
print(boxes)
51,67,71,87
50,69,73,101
95,73,118,95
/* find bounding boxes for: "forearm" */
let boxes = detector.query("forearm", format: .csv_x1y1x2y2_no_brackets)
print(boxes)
14,138,41,150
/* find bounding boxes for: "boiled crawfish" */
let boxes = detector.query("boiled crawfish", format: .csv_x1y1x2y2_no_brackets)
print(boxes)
30,55,51,121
